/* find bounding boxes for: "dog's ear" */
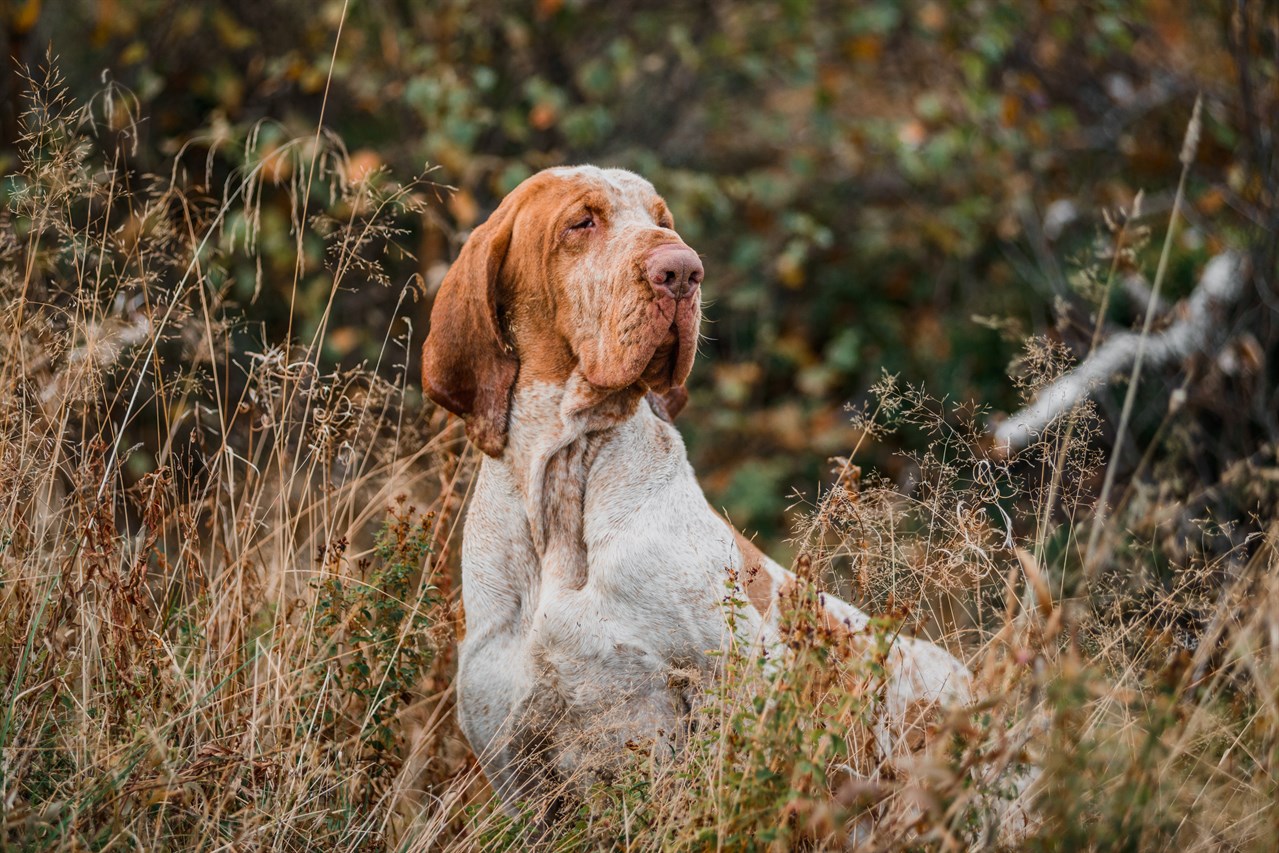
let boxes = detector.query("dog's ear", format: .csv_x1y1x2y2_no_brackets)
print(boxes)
422,206,518,457
646,385,688,423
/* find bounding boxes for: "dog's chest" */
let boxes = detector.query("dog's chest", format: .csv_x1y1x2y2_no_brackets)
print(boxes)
519,435,743,677
457,413,753,743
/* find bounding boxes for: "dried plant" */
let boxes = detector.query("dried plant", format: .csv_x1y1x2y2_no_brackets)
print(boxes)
4,64,1279,853
1,62,471,850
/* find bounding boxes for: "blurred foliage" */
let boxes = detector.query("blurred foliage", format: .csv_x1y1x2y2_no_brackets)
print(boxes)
1,0,1268,537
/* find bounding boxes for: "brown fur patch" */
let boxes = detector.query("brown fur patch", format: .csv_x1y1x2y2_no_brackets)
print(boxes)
730,528,775,614
422,168,700,456
535,433,606,590
726,524,863,642
645,386,688,422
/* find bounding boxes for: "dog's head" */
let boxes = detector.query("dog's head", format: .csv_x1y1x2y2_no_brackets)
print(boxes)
421,166,702,455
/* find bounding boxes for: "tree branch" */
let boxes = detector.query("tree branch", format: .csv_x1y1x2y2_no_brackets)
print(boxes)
995,252,1249,451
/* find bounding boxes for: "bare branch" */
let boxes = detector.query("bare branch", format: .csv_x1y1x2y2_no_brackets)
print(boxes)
996,252,1249,451
1119,272,1171,318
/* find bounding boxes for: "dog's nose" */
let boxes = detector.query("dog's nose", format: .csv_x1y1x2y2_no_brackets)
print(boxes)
645,244,703,300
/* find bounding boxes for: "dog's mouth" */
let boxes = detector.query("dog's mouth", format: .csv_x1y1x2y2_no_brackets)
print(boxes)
641,320,682,386
658,321,679,350
581,293,699,394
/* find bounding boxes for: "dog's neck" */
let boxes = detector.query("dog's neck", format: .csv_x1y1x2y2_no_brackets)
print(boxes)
499,371,648,591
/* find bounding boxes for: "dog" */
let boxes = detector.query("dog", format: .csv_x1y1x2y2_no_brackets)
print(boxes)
420,165,973,810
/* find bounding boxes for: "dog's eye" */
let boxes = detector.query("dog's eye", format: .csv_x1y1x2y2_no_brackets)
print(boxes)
569,214,596,231
658,217,674,230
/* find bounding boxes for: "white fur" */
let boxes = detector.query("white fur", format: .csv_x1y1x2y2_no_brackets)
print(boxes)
450,164,974,809
456,377,973,803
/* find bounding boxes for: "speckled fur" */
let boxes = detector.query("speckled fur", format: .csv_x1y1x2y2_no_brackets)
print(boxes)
433,166,974,809
457,377,972,805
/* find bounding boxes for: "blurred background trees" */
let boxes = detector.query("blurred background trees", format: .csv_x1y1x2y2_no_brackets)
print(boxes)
3,0,1274,540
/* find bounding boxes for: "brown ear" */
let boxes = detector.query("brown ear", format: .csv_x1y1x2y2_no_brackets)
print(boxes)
646,385,688,423
422,207,519,457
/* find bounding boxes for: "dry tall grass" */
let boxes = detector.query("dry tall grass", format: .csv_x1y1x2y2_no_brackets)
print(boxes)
1,63,477,849
3,68,1278,852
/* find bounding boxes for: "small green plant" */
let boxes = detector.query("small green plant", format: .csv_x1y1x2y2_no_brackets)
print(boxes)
311,500,439,784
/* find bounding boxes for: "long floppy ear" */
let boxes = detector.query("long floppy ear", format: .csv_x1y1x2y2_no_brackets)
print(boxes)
422,207,518,457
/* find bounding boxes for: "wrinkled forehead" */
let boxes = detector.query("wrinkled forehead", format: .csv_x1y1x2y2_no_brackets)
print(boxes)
542,165,661,215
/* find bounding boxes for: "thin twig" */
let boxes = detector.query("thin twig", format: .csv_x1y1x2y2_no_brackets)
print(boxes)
1083,95,1202,581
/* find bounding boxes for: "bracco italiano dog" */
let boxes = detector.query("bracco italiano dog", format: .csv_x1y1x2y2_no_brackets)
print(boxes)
421,166,973,809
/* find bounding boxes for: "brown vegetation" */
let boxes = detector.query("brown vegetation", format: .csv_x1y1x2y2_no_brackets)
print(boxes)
4,1,1279,847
